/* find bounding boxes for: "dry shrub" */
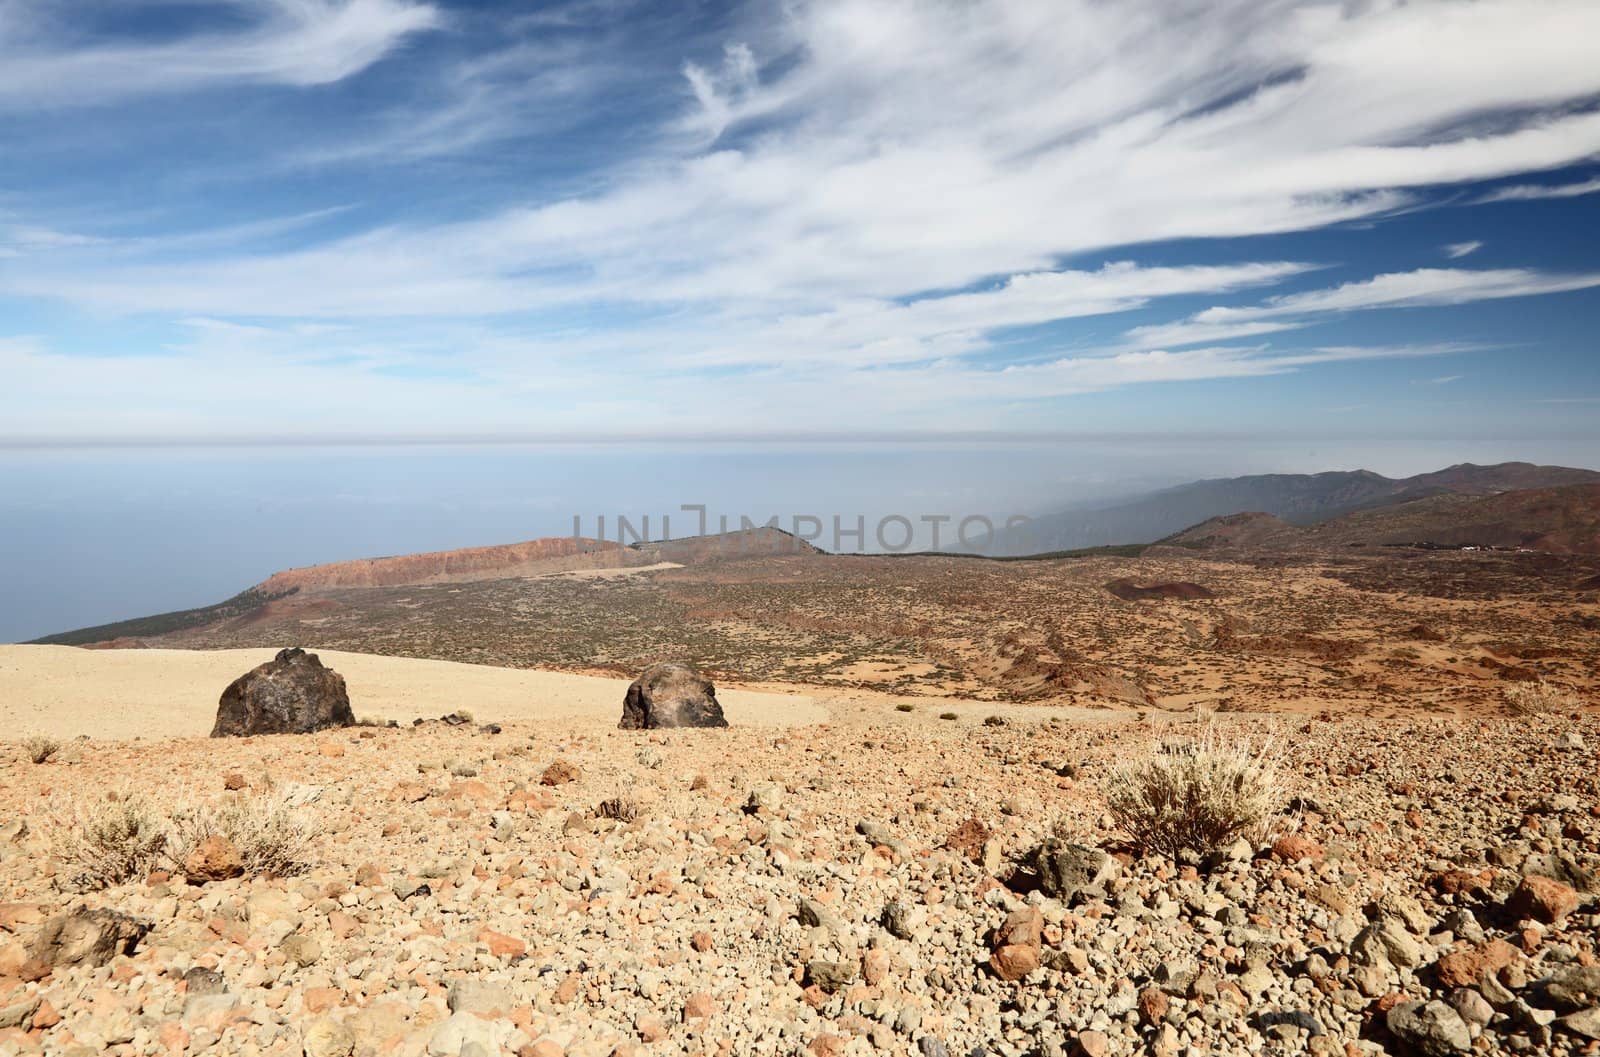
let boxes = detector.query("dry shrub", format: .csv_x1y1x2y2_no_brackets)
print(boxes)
22,734,61,764
48,791,169,890
595,797,639,822
1502,680,1577,715
167,786,313,879
1105,724,1283,857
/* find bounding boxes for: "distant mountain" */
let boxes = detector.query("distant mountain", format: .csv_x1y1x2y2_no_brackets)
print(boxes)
1003,462,1600,554
1159,483,1600,555
257,536,634,594
30,526,820,646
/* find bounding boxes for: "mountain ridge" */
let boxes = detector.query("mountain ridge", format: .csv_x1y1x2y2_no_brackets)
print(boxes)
1160,482,1600,555
1004,461,1600,554
28,463,1597,646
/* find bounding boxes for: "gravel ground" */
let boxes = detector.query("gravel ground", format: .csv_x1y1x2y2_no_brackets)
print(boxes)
1,699,1597,1057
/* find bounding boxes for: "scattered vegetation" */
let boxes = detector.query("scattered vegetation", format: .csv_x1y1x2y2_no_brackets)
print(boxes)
23,734,61,764
595,797,639,822
49,784,313,890
1105,724,1283,857
48,791,169,890
145,543,1599,713
167,786,313,879
983,714,1006,726
1502,680,1578,715
895,703,914,713
939,711,959,721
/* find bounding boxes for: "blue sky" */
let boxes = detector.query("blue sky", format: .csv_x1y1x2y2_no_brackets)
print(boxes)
4,0,1600,455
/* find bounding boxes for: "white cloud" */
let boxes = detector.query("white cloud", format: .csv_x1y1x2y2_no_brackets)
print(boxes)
0,330,1475,440
6,0,1600,437
1204,268,1600,321
1124,267,1600,349
682,43,760,140
1478,176,1600,202
0,0,439,109
1444,241,1483,259
11,0,1600,320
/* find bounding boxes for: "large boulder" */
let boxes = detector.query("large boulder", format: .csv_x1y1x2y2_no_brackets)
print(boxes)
620,663,728,729
27,907,149,976
1031,839,1119,902
211,647,355,737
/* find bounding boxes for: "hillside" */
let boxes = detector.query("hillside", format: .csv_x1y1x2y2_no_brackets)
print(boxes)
1005,461,1600,554
1162,483,1600,554
257,537,636,594
31,527,821,647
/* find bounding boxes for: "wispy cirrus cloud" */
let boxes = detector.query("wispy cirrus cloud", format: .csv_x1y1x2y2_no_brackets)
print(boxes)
1477,176,1600,203
0,0,439,109
4,0,1600,438
1444,241,1483,259
1131,268,1600,349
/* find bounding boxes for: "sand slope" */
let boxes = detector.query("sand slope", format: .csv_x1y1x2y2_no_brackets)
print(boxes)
0,645,827,740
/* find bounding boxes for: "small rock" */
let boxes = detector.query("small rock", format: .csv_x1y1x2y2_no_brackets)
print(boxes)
1448,989,1493,1028
1270,835,1324,863
805,960,856,993
1073,1031,1109,1057
1137,986,1169,1025
635,1012,668,1042
540,759,581,786
184,835,245,883
1386,1000,1472,1055
989,944,1039,981
183,966,226,996
281,933,322,968
1541,965,1600,1012
302,1016,356,1057
446,978,516,1017
1560,1007,1600,1040
1508,874,1580,924
1434,938,1518,988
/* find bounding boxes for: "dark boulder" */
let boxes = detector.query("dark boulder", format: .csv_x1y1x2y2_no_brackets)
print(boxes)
620,663,728,729
211,647,355,737
27,907,150,977
1031,838,1119,902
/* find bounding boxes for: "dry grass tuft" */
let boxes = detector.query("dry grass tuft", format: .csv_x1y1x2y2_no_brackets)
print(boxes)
22,734,61,764
1502,680,1578,715
1104,724,1284,857
49,781,313,890
48,790,169,890
595,797,639,822
167,785,313,879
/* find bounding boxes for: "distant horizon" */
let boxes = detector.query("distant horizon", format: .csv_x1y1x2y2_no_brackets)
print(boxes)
7,0,1600,641
6,443,1597,644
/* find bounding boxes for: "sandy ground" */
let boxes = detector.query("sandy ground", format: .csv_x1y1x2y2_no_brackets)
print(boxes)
0,645,829,740
539,561,683,579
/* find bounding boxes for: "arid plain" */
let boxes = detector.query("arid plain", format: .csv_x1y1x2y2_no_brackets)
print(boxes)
3,509,1599,1056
